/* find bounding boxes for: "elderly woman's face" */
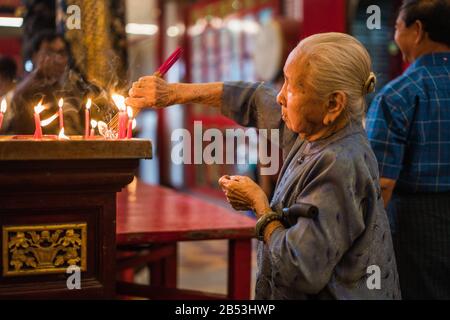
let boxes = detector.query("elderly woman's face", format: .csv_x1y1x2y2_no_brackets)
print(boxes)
276,51,327,138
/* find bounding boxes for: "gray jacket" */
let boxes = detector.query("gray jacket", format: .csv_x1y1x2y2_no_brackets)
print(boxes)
221,81,401,300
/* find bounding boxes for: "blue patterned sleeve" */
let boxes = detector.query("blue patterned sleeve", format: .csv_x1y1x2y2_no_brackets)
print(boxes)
365,85,414,180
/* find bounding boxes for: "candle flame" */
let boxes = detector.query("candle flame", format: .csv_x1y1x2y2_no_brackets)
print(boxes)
132,118,137,130
41,112,58,127
58,98,64,108
111,93,126,111
91,119,98,129
127,106,133,118
58,128,70,140
34,101,45,114
1,98,6,113
86,98,92,110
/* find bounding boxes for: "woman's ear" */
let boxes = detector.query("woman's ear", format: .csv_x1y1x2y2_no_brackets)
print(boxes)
323,91,346,126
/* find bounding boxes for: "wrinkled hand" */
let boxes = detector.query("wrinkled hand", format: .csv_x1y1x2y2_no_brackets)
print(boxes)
218,175,270,217
126,76,174,110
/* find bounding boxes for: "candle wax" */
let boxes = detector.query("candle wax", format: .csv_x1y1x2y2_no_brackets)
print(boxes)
34,112,43,139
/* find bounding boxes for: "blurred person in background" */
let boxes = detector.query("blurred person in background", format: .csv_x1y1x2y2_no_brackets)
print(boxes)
6,29,112,136
365,0,450,299
7,29,84,135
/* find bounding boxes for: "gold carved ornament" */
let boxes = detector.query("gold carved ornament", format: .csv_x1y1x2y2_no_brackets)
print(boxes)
2,223,87,277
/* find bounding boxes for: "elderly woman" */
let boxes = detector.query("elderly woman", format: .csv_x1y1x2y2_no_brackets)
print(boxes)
127,33,401,300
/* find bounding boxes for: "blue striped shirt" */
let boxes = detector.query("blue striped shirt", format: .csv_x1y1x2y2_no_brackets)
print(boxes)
366,52,450,193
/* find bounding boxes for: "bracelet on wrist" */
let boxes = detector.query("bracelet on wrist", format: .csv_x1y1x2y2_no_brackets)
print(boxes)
255,211,283,242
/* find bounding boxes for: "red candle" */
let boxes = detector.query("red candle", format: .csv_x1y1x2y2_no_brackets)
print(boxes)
58,98,64,130
85,98,91,139
90,119,97,137
0,98,6,131
111,94,128,139
118,109,127,139
126,107,133,139
126,119,133,139
33,102,44,139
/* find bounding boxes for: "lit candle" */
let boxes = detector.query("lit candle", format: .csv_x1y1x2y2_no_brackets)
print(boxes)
58,98,64,130
90,119,98,137
85,98,91,139
111,94,127,139
126,107,134,139
34,101,44,139
0,98,7,131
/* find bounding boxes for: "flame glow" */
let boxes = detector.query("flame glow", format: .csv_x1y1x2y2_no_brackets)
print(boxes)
127,106,133,118
58,98,64,108
111,94,126,111
85,98,92,110
41,113,59,127
1,98,6,113
58,128,70,140
91,119,98,129
34,101,45,114
132,119,137,130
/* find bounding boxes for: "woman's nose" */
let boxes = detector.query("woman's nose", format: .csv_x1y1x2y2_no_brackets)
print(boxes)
276,91,285,108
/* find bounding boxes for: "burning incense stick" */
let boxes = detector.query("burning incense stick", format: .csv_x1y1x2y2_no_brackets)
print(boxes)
108,47,183,131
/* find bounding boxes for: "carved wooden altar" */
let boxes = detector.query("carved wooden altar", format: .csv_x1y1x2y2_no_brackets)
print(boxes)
0,137,151,299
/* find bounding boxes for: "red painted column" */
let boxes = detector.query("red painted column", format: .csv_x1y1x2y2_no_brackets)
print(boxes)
301,0,347,38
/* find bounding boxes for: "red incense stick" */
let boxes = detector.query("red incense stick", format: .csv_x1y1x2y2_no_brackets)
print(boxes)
156,47,183,76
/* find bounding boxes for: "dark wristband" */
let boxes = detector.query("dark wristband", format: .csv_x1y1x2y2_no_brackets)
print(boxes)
255,211,283,242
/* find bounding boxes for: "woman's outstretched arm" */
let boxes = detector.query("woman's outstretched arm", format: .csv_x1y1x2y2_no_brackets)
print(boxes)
126,76,223,109
126,77,297,156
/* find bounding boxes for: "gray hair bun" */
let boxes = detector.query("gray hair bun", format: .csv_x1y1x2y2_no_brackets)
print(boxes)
363,72,376,95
